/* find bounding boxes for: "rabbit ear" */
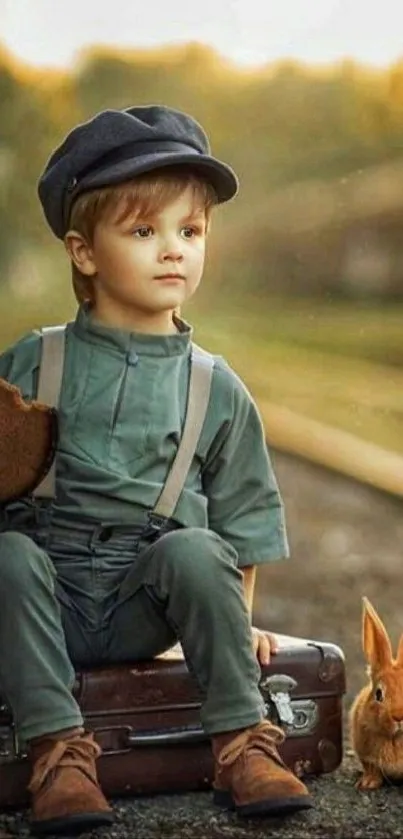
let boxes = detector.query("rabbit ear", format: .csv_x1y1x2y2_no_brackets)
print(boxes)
362,597,392,669
396,633,403,665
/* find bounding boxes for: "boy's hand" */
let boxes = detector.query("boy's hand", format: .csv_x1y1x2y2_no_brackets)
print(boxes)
251,627,279,665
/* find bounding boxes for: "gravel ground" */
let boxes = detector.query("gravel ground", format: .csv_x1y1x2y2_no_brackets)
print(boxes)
2,450,403,838
1,749,403,839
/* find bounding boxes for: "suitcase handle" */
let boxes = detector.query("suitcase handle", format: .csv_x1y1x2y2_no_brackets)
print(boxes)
126,725,208,747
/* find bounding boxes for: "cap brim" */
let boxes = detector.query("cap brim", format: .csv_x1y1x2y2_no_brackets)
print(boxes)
74,151,239,205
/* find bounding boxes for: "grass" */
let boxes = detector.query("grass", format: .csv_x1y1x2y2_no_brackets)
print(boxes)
188,296,403,457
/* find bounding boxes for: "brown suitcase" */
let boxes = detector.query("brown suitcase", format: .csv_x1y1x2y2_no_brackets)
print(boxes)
0,633,345,808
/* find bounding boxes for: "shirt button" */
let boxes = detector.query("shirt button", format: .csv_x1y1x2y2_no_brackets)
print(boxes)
127,350,139,366
99,526,113,542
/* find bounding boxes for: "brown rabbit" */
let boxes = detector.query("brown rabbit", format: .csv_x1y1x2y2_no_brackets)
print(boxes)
350,596,403,789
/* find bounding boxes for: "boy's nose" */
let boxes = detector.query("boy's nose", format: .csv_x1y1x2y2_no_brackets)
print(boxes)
160,247,184,262
158,233,185,263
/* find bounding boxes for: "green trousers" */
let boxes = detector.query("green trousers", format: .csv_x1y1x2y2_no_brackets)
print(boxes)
0,524,266,741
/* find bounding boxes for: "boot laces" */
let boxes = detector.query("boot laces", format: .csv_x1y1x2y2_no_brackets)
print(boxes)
28,734,101,795
217,721,286,770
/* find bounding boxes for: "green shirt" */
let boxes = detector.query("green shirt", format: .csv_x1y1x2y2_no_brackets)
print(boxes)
0,305,289,567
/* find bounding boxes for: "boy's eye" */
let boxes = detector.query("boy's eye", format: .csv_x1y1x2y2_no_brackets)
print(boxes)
181,226,203,239
133,225,152,238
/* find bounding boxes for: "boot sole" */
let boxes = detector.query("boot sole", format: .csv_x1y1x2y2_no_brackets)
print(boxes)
214,788,314,817
30,810,114,836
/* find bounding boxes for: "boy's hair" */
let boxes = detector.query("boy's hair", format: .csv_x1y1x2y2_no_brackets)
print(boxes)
68,166,218,305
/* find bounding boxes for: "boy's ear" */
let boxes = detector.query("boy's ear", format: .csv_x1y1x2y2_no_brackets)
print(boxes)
64,230,97,277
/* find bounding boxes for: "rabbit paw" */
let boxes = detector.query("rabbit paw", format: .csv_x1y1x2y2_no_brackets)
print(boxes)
355,767,383,790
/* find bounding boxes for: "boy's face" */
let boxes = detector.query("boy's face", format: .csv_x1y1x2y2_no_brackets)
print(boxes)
69,185,207,333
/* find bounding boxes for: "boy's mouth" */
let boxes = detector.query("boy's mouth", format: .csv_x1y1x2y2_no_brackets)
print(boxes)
154,273,186,281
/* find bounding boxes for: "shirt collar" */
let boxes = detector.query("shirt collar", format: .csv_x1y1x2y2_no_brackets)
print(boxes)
72,304,193,358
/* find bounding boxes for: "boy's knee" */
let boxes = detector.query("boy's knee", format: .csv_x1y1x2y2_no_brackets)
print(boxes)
156,527,239,579
0,531,53,590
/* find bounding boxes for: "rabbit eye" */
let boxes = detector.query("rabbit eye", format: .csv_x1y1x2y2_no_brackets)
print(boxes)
375,687,384,702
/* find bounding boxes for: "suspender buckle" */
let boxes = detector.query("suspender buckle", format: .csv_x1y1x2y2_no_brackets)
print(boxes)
143,512,171,542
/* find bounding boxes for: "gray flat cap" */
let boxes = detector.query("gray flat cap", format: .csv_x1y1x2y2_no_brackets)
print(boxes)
38,104,239,239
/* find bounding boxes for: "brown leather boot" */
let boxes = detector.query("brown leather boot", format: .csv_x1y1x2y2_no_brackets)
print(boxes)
27,728,114,835
212,720,313,817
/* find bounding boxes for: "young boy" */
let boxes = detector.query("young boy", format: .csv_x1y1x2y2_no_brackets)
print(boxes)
0,105,312,835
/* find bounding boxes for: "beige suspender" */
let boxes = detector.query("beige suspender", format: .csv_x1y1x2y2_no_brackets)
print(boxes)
152,344,213,519
32,327,214,519
32,326,66,499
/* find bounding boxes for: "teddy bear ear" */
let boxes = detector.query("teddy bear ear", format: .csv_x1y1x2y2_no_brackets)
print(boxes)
362,597,392,669
0,377,57,503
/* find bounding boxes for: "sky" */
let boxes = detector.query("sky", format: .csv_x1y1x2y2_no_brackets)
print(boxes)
2,0,403,70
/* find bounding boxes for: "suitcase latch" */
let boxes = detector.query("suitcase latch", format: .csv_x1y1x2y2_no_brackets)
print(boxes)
259,674,319,736
260,674,296,726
